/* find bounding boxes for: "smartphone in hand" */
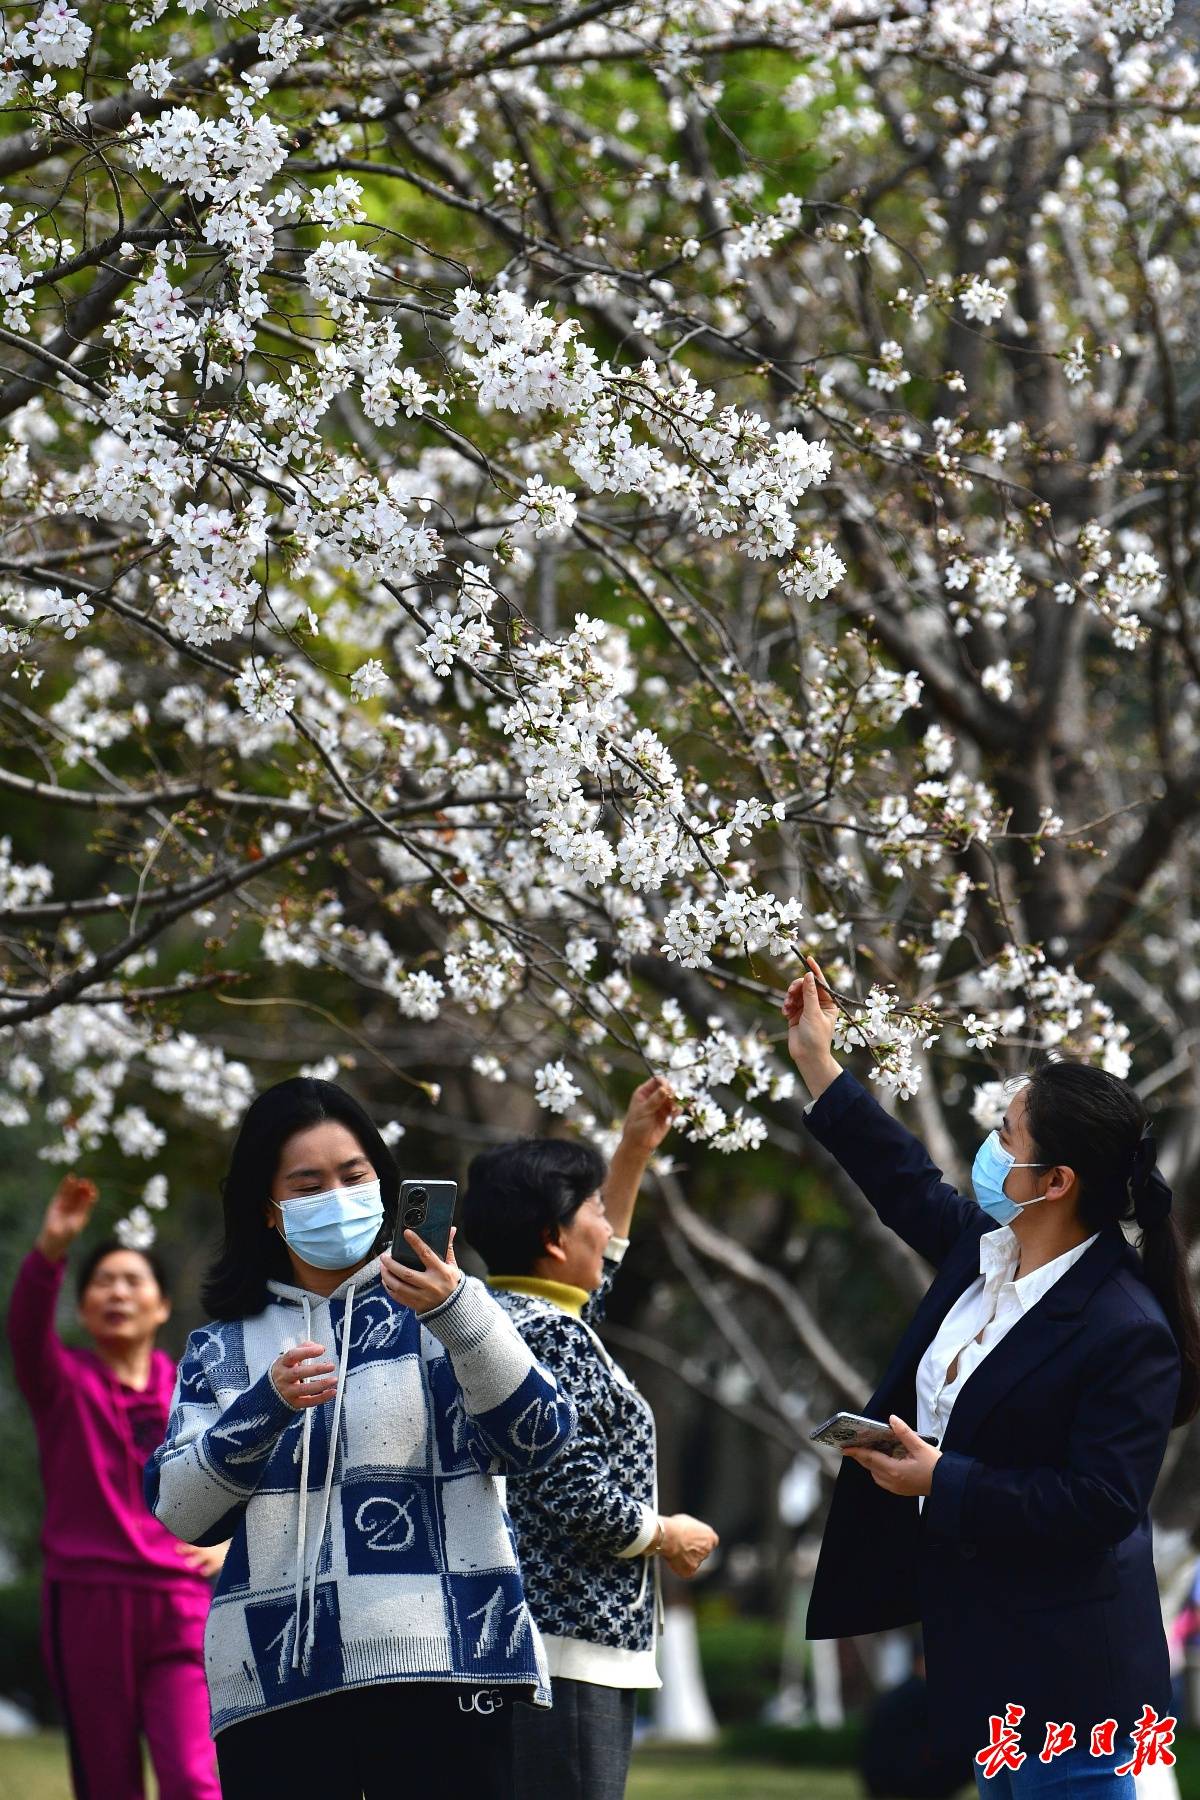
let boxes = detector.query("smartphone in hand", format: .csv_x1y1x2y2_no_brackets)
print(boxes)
390,1179,457,1270
809,1411,939,1459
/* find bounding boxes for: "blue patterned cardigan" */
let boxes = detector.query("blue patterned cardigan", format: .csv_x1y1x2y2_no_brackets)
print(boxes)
491,1249,659,1658
145,1259,576,1732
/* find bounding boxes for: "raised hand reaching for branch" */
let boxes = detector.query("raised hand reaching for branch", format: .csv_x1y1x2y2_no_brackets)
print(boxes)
782,957,843,1103
35,1175,100,1264
601,1076,678,1239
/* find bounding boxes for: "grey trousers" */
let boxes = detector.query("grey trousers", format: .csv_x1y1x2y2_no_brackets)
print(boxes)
512,1678,638,1800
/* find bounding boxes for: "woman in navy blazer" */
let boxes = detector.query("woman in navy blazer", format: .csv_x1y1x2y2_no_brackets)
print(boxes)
785,960,1200,1794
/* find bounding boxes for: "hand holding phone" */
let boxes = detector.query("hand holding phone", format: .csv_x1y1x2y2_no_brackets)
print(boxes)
389,1180,457,1269
380,1179,461,1316
809,1411,939,1459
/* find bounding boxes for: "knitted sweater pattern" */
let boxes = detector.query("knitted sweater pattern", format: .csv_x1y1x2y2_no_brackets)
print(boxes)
146,1262,576,1732
492,1268,657,1654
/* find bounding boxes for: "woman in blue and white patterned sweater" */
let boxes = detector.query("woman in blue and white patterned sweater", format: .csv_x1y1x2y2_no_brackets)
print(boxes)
146,1078,576,1800
464,1078,719,1800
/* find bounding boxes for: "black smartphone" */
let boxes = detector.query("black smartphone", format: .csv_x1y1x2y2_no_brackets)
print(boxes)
390,1179,457,1270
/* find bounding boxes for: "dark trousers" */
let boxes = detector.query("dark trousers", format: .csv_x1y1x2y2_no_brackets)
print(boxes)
511,1678,637,1800
216,1682,517,1799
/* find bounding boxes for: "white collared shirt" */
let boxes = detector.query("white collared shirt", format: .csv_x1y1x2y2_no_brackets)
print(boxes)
915,1226,1098,1495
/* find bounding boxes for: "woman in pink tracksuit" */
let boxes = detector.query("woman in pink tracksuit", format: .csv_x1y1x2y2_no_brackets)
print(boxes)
7,1173,222,1800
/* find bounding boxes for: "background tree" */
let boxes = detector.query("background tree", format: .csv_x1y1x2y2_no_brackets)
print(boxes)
3,0,1200,1616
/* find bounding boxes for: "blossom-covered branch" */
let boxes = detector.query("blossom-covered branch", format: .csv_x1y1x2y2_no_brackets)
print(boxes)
1,0,1198,1258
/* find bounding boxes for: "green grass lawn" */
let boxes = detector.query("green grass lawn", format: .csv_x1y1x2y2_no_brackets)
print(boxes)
6,1732,1199,1800
0,1733,866,1800
0,1736,73,1800
631,1748,864,1798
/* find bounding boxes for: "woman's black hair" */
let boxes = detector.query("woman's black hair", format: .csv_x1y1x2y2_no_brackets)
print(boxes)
201,1078,399,1321
461,1137,607,1276
76,1238,170,1302
1023,1059,1200,1426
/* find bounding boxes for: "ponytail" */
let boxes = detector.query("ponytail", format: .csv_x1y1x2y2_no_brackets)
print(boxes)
1137,1212,1200,1427
1024,1060,1200,1428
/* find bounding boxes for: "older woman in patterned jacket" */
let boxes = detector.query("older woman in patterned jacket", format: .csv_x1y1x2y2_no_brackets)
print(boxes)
462,1078,719,1800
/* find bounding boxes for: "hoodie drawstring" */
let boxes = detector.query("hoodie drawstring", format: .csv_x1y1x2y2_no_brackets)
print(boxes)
292,1283,355,1666
291,1294,313,1670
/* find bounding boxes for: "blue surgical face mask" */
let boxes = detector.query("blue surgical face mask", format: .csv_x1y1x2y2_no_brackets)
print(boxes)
971,1131,1048,1226
272,1179,383,1271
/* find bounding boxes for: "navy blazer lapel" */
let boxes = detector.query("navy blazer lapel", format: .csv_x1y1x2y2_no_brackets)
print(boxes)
870,1218,988,1412
937,1227,1129,1452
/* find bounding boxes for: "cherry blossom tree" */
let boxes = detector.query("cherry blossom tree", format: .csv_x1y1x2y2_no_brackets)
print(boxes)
1,0,1198,1392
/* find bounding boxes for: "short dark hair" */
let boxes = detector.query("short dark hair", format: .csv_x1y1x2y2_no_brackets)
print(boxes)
76,1238,170,1302
201,1078,399,1320
462,1137,606,1276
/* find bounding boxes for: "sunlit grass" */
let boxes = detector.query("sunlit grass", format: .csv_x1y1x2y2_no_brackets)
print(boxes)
0,1731,868,1800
